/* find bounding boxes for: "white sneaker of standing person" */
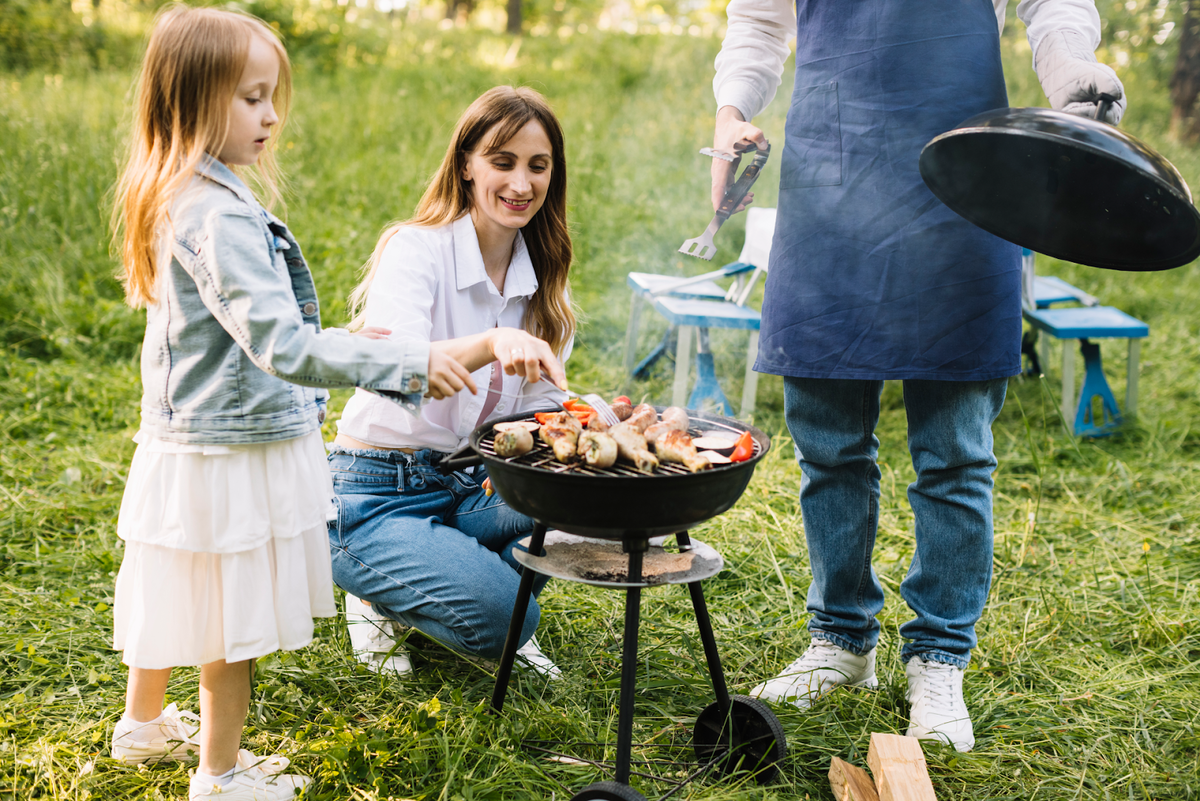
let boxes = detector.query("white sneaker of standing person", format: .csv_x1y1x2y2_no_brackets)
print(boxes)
344,593,413,676
905,656,975,752
188,750,311,800
750,638,878,709
111,702,201,765
515,634,562,679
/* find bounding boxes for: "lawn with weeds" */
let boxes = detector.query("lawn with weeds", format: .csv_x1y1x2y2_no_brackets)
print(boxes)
3,17,1200,801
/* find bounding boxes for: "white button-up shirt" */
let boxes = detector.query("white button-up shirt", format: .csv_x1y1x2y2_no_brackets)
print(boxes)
714,0,1103,123
337,214,572,452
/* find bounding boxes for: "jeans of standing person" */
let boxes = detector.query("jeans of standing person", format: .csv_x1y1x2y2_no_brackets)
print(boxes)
327,446,548,659
783,377,1008,669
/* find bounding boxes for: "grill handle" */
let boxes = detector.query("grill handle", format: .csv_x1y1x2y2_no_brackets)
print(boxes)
437,445,483,475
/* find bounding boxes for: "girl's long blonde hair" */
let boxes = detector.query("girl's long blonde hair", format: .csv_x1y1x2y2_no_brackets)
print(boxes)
112,5,291,308
349,86,575,357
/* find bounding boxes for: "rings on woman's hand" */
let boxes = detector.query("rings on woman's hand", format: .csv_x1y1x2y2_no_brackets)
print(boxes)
510,348,524,359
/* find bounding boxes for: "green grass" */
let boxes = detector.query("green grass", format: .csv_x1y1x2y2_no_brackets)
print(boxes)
3,18,1200,801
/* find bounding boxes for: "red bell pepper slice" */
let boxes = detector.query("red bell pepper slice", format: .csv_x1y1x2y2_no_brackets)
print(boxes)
729,431,754,462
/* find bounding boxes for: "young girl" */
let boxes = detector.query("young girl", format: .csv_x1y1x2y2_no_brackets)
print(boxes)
107,7,473,799
327,86,573,678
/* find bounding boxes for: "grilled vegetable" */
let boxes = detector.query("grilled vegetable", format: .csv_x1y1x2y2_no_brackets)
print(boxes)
729,430,754,462
494,427,534,457
698,450,732,465
692,436,736,453
494,421,540,434
577,430,618,468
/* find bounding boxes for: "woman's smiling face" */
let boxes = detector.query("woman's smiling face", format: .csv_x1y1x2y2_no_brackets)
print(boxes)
463,119,553,239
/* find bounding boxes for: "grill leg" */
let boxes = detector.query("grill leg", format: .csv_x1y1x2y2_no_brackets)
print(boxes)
614,540,646,786
491,523,547,712
677,531,731,714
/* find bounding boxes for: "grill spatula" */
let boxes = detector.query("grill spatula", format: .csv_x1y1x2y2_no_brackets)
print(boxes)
678,144,770,261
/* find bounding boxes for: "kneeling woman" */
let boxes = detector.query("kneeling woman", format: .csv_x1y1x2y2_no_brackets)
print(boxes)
328,86,574,676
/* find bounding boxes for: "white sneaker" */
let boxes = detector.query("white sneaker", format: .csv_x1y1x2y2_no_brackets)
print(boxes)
750,638,878,709
111,703,200,765
188,753,311,800
515,635,562,679
905,656,975,752
344,593,413,676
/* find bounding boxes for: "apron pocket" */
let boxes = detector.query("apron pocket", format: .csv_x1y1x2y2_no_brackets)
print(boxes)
780,82,843,189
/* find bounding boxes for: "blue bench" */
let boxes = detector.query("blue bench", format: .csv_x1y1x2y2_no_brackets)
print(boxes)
623,207,775,416
1021,251,1148,437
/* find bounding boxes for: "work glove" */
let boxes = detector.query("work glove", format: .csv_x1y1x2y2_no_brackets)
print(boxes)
1034,29,1126,124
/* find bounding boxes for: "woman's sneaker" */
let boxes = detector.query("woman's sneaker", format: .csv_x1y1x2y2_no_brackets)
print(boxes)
750,638,878,709
344,593,413,675
111,703,201,765
905,656,975,752
515,635,562,679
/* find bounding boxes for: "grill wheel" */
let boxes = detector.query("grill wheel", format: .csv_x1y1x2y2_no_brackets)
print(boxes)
568,781,648,801
693,695,788,784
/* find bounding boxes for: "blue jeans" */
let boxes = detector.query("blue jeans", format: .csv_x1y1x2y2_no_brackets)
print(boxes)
784,377,1007,669
327,447,547,659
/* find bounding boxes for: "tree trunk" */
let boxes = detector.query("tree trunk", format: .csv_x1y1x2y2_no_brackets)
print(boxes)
444,0,474,24
1170,2,1200,139
506,0,521,35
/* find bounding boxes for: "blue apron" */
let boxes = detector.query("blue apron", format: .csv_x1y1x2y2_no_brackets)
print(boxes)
757,0,1022,381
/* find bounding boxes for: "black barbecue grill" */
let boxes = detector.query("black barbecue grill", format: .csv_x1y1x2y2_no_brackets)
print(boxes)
440,407,787,801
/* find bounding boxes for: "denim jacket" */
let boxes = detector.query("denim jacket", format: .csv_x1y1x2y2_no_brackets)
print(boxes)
139,156,429,444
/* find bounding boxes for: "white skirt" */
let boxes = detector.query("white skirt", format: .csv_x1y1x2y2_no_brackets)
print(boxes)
113,430,337,669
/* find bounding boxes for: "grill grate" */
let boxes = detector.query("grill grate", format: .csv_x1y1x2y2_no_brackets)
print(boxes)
479,423,761,478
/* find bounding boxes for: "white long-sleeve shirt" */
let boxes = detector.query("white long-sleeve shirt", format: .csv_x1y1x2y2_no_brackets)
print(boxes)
714,0,1103,122
337,214,571,452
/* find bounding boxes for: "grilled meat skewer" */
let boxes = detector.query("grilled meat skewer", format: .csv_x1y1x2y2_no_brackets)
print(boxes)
609,422,659,472
625,404,657,434
539,411,582,463
654,430,710,473
644,406,689,443
611,399,634,421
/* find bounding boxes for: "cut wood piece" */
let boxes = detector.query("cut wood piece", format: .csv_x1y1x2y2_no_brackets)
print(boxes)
829,756,880,801
866,733,937,801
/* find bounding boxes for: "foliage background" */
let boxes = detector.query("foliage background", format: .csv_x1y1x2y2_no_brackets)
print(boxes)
3,1,1200,800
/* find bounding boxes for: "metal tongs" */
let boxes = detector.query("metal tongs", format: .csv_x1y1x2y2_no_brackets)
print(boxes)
678,143,771,260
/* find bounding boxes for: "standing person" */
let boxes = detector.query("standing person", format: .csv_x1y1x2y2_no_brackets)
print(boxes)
328,86,573,679
711,0,1125,752
107,7,473,799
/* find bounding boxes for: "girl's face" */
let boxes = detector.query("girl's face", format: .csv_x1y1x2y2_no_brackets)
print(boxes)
462,120,553,240
217,35,280,167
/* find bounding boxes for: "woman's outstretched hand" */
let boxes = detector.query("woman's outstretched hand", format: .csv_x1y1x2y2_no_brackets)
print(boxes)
427,343,478,400
490,328,568,390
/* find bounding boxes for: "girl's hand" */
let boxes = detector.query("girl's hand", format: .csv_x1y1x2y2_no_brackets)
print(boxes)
427,343,478,400
482,477,494,497
354,326,393,340
490,328,568,390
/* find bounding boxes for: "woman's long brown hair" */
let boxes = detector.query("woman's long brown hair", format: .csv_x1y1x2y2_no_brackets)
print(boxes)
112,5,291,308
350,86,575,357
